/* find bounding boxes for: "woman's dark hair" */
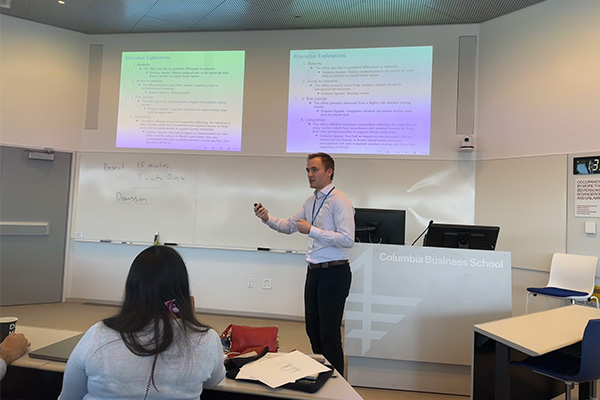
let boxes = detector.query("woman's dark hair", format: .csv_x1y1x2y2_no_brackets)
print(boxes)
104,245,210,357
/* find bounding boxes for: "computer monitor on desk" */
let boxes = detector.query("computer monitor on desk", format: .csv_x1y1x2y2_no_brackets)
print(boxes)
423,223,500,250
354,208,405,245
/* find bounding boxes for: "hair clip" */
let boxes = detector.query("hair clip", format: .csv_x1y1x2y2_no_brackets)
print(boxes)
164,299,180,316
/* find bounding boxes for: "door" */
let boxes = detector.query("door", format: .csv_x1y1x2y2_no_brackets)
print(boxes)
0,145,72,305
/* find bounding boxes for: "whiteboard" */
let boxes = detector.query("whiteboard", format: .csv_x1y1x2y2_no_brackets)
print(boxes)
74,152,476,251
75,152,199,244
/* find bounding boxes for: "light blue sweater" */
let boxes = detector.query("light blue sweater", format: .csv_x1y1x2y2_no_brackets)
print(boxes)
58,321,225,400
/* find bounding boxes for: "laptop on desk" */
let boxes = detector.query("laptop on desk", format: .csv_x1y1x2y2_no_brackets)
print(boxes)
28,333,84,363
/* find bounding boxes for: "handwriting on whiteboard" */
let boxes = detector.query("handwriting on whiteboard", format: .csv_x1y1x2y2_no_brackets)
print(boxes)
115,192,149,204
97,159,195,206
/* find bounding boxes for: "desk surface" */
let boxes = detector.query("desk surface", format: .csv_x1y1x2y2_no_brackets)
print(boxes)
13,325,82,372
473,305,600,356
213,374,362,400
11,325,363,400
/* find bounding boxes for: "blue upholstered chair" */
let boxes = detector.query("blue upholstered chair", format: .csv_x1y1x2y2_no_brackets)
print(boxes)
526,253,599,314
512,318,600,400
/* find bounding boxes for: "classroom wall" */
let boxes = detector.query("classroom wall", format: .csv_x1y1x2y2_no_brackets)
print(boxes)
475,0,600,314
477,0,600,160
0,16,88,151
2,0,599,318
474,155,568,270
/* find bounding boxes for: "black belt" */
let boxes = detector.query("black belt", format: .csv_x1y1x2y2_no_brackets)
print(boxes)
308,260,349,269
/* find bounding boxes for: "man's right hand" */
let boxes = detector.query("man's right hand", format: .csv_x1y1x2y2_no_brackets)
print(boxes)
0,333,30,365
254,203,269,222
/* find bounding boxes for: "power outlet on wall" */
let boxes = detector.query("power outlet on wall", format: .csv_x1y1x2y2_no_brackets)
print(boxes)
262,278,272,290
247,278,253,288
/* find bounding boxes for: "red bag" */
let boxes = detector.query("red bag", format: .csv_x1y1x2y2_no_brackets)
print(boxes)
220,324,279,354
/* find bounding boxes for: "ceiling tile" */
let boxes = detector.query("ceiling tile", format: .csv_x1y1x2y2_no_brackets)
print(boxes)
78,0,157,33
146,0,223,27
0,0,31,19
22,0,93,32
191,0,282,31
131,15,197,33
427,0,546,23
338,0,458,28
243,0,296,13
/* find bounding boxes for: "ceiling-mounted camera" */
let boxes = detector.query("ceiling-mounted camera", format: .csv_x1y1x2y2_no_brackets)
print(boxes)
459,135,475,152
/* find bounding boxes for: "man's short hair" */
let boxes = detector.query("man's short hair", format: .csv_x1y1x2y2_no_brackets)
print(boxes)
307,152,335,180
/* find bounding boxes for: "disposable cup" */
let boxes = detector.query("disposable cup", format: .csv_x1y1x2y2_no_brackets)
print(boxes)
0,317,18,342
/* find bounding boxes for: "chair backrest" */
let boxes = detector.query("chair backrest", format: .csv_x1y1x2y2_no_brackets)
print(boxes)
577,318,600,381
546,253,598,295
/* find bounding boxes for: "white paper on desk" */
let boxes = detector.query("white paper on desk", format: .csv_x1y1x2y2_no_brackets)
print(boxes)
236,352,282,381
239,350,329,389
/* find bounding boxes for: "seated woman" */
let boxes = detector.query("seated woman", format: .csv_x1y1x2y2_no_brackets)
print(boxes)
59,246,225,399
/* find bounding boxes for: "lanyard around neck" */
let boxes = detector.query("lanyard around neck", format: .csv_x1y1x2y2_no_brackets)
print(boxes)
312,186,335,224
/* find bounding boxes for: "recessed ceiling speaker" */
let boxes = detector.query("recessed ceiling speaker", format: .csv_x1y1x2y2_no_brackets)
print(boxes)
457,36,477,135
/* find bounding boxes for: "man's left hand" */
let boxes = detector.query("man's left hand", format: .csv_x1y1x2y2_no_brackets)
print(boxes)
297,219,311,234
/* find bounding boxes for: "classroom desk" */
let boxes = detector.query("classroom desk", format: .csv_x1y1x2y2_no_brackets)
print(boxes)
472,305,600,400
11,325,83,371
2,326,362,400
204,372,362,400
1,325,82,399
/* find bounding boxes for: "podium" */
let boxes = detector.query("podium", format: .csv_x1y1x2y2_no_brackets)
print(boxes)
345,243,512,395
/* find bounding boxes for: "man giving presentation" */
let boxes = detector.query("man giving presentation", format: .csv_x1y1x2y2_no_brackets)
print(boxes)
254,152,354,375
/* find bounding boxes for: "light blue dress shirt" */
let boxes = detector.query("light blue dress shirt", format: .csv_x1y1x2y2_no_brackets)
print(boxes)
265,182,355,263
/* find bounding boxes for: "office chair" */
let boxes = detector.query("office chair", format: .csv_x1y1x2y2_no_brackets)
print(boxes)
512,318,600,400
526,253,599,314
